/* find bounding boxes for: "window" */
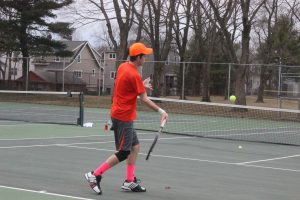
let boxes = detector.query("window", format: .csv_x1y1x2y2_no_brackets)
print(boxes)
92,69,96,77
109,53,116,59
110,71,116,79
77,54,81,63
54,56,60,62
74,70,82,78
10,68,17,76
165,55,170,65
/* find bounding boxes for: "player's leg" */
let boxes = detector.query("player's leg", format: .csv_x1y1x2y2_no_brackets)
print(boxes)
122,130,146,192
84,118,120,195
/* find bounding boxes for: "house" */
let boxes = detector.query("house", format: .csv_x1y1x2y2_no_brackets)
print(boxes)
99,46,180,96
32,41,102,93
15,71,86,91
0,52,34,81
99,50,117,95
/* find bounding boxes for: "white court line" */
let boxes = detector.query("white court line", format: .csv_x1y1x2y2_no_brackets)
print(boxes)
0,123,52,127
0,185,96,200
0,132,155,141
238,155,300,164
0,135,110,141
1,136,299,173
64,145,234,164
239,164,300,172
0,136,192,149
63,145,300,173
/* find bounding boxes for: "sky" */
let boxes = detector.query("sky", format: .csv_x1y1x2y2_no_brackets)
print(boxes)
54,1,105,48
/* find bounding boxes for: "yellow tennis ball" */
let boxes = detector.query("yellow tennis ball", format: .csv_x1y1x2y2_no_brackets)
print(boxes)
230,95,236,104
238,145,243,149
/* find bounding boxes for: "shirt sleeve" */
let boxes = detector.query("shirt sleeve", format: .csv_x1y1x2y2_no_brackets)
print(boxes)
132,74,146,95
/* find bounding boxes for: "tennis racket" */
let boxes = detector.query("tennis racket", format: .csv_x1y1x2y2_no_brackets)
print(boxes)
145,119,167,160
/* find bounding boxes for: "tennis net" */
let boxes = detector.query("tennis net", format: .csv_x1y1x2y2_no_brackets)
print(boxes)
134,97,300,146
0,90,84,126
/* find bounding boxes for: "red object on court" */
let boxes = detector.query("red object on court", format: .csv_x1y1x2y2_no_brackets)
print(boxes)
104,123,108,131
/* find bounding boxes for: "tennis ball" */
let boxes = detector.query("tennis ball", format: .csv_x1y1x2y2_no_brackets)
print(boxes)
230,95,236,104
238,145,243,149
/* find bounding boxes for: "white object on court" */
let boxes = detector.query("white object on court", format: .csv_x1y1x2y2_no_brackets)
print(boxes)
83,122,93,128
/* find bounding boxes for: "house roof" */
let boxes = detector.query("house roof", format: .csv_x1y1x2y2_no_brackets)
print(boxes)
17,71,86,85
60,41,86,51
43,41,101,71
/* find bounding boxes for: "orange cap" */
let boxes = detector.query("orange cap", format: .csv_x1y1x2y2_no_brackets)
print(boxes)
129,42,153,57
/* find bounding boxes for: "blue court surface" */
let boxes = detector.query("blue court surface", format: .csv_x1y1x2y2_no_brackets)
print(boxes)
0,121,299,200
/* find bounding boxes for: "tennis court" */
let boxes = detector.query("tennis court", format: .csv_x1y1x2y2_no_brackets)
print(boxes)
0,115,299,200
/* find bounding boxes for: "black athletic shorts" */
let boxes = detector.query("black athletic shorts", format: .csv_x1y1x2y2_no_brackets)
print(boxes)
111,118,139,151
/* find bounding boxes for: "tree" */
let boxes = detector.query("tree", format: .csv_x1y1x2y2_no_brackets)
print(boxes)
254,0,278,103
74,0,140,67
0,0,74,89
142,0,176,96
207,0,266,105
173,0,193,99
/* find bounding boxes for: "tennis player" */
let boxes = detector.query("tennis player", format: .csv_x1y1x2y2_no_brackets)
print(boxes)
85,42,168,194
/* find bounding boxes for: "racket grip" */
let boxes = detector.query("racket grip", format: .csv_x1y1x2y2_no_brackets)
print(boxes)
160,119,167,128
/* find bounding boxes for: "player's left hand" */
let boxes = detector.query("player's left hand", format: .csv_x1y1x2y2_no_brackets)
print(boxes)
143,77,153,90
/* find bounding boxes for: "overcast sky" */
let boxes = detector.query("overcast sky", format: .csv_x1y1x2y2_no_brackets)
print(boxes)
54,1,104,48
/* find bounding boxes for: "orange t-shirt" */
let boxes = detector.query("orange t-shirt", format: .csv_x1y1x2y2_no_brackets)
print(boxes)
111,62,146,121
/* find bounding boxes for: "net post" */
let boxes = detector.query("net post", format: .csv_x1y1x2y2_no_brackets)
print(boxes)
298,99,300,119
78,92,84,126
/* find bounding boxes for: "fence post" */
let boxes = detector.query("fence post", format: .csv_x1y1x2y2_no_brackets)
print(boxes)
278,62,282,108
182,62,185,99
62,58,65,92
26,57,29,91
227,63,231,102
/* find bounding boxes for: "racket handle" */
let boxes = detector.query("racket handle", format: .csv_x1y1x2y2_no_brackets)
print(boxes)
160,119,167,128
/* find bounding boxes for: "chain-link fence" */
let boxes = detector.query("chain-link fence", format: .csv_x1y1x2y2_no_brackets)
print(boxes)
1,56,300,108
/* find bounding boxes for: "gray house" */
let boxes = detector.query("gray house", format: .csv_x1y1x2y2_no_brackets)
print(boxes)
99,50,117,95
33,41,103,93
99,47,180,96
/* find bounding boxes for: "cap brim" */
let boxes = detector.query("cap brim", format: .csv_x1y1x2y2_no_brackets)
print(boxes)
143,48,153,55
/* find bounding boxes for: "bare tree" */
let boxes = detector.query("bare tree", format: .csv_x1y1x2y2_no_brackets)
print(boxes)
255,0,278,103
75,0,138,64
207,0,266,105
142,0,176,96
285,0,300,23
173,0,193,99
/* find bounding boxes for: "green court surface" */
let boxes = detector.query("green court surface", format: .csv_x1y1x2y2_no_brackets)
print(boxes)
0,122,104,139
0,120,299,200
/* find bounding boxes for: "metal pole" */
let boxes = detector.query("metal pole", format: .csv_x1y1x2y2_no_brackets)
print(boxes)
63,57,65,92
102,60,105,94
278,59,282,108
182,62,185,99
227,64,231,102
26,57,29,91
98,67,101,96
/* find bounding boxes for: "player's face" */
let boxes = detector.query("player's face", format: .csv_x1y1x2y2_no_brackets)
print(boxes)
138,55,145,66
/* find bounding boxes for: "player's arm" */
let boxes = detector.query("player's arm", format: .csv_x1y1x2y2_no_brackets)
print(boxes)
139,92,168,123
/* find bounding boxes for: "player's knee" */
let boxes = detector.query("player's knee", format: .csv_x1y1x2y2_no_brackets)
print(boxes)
115,150,130,162
132,144,140,153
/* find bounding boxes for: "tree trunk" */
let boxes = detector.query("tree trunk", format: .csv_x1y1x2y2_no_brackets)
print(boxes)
152,62,164,97
202,63,211,102
256,66,266,103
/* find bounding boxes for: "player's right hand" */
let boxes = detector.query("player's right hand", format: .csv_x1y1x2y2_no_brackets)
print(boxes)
160,112,168,125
